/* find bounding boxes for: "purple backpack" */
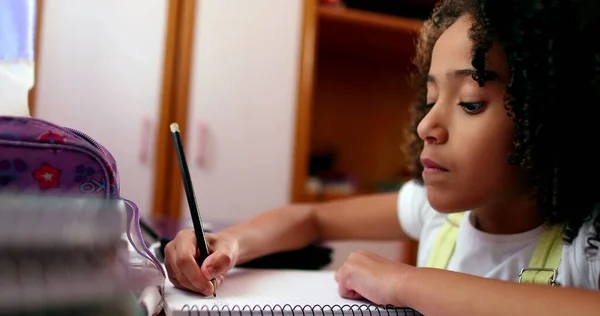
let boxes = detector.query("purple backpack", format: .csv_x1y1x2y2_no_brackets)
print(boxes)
0,116,165,287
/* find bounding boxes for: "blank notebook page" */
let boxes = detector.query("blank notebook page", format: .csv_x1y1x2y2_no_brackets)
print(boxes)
163,268,421,316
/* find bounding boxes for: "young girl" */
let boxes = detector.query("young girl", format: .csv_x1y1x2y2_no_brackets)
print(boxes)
165,0,600,314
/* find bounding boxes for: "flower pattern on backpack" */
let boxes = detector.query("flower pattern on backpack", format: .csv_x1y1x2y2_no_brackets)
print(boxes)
0,158,27,186
38,131,66,153
74,164,96,182
32,163,62,189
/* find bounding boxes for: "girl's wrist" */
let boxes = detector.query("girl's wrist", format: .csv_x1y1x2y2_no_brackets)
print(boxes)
393,265,422,309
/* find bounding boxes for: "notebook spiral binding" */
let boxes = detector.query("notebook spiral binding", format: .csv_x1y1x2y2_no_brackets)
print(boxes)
180,304,423,316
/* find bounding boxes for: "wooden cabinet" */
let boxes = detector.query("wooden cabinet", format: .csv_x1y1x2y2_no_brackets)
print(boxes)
292,4,423,204
290,3,424,268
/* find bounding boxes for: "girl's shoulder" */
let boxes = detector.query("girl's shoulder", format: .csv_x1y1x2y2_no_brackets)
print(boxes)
562,217,600,289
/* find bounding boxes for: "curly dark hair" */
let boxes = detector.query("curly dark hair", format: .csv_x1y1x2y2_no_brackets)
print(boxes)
406,0,600,255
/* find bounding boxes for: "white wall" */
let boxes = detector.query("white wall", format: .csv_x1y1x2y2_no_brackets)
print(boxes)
180,0,303,225
0,62,33,117
34,0,168,217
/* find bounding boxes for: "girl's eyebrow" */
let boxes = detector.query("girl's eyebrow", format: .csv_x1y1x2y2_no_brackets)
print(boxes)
427,68,500,83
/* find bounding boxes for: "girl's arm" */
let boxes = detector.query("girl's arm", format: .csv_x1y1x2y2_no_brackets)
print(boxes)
166,192,407,295
225,192,406,264
404,267,600,316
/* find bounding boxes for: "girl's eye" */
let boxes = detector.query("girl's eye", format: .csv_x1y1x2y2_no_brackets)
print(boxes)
459,102,486,114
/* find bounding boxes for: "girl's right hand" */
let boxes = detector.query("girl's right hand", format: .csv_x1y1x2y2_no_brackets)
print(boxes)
164,229,240,296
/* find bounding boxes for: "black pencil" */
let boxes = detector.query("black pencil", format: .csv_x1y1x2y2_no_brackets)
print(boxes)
170,122,216,297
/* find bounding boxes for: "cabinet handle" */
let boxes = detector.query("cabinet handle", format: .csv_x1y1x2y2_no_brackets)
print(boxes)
139,116,152,164
196,121,207,167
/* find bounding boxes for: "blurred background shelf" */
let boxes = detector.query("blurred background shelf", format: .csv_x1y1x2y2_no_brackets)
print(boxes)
299,2,428,203
317,5,423,68
318,5,423,32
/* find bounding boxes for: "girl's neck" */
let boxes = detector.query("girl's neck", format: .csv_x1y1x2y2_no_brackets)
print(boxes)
471,197,542,235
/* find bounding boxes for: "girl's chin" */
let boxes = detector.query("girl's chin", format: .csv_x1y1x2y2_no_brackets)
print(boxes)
426,189,474,213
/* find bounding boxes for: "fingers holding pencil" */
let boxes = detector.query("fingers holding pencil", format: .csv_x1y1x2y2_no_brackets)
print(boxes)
164,230,212,295
200,232,239,292
165,229,240,296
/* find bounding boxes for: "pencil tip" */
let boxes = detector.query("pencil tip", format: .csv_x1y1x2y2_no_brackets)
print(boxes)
170,123,180,133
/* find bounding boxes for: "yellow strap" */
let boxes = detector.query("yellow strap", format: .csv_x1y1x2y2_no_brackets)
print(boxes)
426,212,564,286
519,224,564,285
425,212,465,269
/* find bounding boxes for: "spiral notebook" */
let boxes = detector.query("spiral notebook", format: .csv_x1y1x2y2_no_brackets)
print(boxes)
163,268,422,316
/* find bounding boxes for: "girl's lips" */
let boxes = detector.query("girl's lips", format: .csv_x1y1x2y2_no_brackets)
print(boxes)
420,158,449,171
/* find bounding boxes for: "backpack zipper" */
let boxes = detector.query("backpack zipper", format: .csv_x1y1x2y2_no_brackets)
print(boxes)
64,127,106,154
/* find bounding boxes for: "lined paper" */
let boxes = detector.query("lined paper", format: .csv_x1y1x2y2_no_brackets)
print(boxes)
163,268,419,316
165,268,364,308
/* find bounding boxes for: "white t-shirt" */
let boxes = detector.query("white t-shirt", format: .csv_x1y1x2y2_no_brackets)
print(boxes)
398,180,600,290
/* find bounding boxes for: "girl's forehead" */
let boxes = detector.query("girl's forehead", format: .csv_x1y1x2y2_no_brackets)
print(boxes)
430,15,475,71
430,14,510,83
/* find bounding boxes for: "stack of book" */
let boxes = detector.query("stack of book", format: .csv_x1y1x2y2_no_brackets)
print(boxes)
0,194,140,316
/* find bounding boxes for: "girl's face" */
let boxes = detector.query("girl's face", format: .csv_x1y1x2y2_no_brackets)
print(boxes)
417,14,525,213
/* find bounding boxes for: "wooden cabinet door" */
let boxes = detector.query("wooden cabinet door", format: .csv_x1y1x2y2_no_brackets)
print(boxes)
179,0,304,226
34,0,169,218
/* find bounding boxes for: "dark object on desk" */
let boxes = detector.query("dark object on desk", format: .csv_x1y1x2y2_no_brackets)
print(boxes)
139,217,332,270
237,244,333,270
152,241,332,271
156,238,170,263
139,218,161,245
138,218,170,263
343,0,438,19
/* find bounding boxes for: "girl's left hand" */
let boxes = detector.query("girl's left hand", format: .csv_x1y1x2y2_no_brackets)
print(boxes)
334,250,414,307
